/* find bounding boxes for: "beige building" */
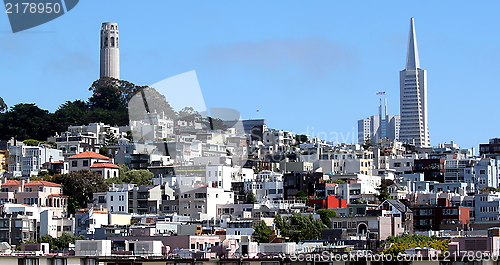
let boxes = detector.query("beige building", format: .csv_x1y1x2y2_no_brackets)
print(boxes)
0,179,68,217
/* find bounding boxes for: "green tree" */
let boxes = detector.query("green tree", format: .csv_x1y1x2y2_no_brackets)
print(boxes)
252,220,272,243
295,135,308,144
123,169,154,185
52,100,90,133
317,209,337,227
246,191,257,204
295,190,309,202
377,182,390,202
362,138,374,150
105,167,153,186
481,186,497,193
0,97,7,112
52,170,108,214
128,85,177,121
99,146,108,156
328,179,346,184
104,130,117,145
178,107,202,123
35,233,86,250
381,234,449,256
23,139,40,146
0,103,56,141
274,213,326,242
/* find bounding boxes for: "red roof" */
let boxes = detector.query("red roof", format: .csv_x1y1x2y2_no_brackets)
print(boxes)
2,180,63,187
91,163,120,169
48,194,68,197
68,151,109,160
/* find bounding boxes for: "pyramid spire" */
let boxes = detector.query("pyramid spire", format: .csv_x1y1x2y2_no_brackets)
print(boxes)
405,17,420,70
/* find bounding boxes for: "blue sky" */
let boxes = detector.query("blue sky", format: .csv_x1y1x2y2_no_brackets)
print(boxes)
0,1,499,150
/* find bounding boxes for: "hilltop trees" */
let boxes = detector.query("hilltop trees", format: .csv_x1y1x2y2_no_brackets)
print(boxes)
0,97,7,112
0,103,56,141
0,76,229,143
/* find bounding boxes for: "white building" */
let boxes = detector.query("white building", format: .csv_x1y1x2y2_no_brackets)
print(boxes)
474,193,500,222
67,151,111,172
39,209,75,238
128,112,175,141
68,123,123,145
178,186,234,220
92,184,135,214
7,145,64,177
399,18,430,147
464,158,500,189
206,165,233,190
244,170,284,202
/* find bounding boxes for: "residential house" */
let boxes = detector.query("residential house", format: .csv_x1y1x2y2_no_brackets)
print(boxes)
90,163,120,179
67,151,111,172
8,145,63,177
0,179,68,217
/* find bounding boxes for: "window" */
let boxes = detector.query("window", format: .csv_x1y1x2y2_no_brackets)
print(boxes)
52,259,66,265
480,170,486,175
83,160,89,167
110,196,114,201
443,208,459,215
21,259,39,265
71,161,77,167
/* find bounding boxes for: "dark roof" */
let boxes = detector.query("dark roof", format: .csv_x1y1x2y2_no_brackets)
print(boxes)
385,199,412,213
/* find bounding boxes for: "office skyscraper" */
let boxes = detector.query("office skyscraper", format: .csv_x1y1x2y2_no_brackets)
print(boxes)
358,98,400,145
399,18,430,147
100,22,120,79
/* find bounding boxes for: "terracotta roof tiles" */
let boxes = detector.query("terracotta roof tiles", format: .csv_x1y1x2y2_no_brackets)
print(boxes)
67,151,109,160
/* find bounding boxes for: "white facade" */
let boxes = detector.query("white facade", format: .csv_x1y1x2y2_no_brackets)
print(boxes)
7,145,63,177
100,22,120,79
206,165,233,190
75,209,109,236
244,170,284,202
92,184,134,214
129,112,175,141
475,193,500,222
75,240,112,256
178,187,234,220
68,123,123,145
39,209,74,238
465,158,500,189
399,18,430,147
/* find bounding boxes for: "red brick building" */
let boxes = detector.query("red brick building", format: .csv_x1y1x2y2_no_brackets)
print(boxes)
411,198,469,231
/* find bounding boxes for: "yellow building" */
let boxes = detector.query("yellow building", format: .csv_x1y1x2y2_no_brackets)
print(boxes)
0,150,7,172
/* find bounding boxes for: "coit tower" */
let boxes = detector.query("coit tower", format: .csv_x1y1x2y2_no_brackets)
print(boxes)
100,22,120,79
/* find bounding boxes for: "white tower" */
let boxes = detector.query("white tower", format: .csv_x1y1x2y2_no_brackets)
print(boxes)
399,18,430,147
100,22,120,79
